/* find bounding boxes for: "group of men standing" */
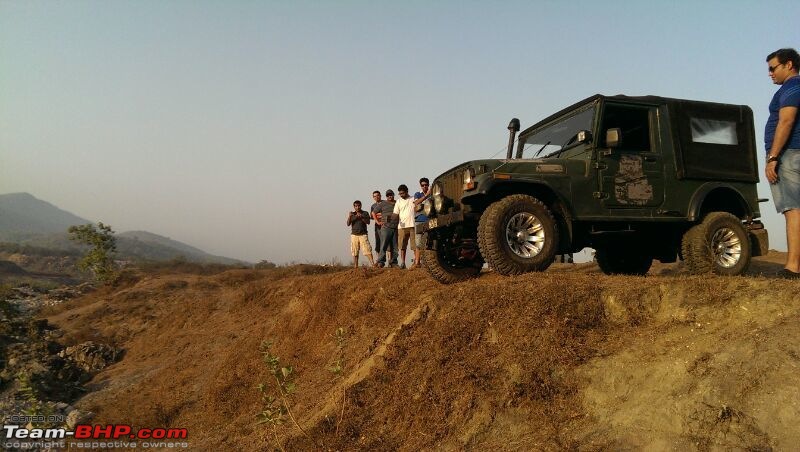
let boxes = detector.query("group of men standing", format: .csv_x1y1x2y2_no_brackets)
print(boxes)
346,178,430,269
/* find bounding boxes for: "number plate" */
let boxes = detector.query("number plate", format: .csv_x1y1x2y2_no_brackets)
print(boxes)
428,218,438,229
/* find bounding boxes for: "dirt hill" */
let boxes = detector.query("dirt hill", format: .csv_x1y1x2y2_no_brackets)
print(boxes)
40,253,799,450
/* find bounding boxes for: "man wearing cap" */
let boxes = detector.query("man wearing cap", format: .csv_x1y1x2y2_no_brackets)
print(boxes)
375,189,399,267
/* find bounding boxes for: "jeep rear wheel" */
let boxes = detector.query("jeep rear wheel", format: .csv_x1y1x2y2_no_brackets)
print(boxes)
423,234,483,284
477,194,558,276
681,212,751,275
595,244,652,275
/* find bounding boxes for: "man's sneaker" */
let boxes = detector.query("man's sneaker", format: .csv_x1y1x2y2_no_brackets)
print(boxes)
399,263,406,269
778,268,800,279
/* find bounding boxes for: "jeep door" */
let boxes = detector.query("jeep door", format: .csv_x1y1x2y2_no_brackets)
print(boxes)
596,103,665,209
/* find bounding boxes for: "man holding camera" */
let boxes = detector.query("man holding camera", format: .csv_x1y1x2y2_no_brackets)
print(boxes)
346,200,374,268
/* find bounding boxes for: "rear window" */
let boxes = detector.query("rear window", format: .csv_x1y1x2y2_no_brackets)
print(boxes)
674,101,757,183
690,118,738,145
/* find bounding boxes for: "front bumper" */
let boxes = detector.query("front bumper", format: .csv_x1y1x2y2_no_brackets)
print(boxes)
415,210,464,234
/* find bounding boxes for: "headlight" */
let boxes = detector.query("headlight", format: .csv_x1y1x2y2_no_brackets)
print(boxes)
423,199,435,217
463,168,476,190
432,182,443,197
433,194,445,213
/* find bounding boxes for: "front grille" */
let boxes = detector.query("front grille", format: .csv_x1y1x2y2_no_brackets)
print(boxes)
439,170,465,211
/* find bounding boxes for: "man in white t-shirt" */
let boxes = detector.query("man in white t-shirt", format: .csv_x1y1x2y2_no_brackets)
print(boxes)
393,184,416,269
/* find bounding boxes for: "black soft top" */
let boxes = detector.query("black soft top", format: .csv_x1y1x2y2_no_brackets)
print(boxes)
520,94,758,183
519,94,750,137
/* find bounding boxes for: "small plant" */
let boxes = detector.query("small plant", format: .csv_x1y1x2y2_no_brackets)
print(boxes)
328,327,347,376
16,372,57,428
17,371,38,402
255,340,314,450
329,359,343,376
327,327,349,436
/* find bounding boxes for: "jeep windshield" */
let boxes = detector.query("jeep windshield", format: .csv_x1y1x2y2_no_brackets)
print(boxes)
519,104,596,159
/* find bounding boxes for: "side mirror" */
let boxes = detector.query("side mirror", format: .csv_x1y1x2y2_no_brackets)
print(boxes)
605,128,621,148
577,130,593,144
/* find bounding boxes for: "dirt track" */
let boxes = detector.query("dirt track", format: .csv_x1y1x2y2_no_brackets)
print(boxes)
41,253,800,450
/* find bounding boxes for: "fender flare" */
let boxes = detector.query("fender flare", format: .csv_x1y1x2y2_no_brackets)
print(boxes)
687,182,752,222
467,179,575,251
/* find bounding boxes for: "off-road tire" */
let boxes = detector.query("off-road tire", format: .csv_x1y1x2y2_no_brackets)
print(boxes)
422,242,483,284
681,212,751,275
477,194,558,276
595,245,652,275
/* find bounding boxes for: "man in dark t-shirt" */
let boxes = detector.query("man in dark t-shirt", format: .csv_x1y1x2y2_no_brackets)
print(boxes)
347,200,374,268
369,190,382,254
375,190,398,267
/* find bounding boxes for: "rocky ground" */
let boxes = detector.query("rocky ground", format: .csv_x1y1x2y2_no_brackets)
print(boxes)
0,283,118,450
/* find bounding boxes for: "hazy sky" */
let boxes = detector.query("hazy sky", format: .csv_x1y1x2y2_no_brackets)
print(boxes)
1,0,798,263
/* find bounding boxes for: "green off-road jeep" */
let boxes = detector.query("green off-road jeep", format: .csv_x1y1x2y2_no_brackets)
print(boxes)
419,94,769,283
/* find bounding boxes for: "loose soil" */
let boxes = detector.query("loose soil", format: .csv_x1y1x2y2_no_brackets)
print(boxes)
31,252,800,450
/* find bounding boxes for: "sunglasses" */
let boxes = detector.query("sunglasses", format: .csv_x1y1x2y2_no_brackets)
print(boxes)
769,63,784,73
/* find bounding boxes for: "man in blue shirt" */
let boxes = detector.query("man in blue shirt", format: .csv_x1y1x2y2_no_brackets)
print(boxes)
765,48,800,278
411,178,430,269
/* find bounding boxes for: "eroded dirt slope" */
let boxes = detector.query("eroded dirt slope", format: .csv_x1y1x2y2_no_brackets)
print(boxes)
42,255,800,450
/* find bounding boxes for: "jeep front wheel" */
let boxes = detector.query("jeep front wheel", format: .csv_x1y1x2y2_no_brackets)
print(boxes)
681,212,751,275
423,234,483,284
477,194,558,275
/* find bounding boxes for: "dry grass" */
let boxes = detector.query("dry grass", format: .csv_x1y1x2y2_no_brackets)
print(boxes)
39,256,800,450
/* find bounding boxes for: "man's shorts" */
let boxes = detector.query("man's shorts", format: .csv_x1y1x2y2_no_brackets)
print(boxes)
398,227,416,251
771,149,800,213
350,234,372,256
415,221,427,249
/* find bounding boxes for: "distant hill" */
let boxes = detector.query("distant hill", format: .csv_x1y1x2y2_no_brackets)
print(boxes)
116,231,244,265
0,193,91,241
0,193,247,265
